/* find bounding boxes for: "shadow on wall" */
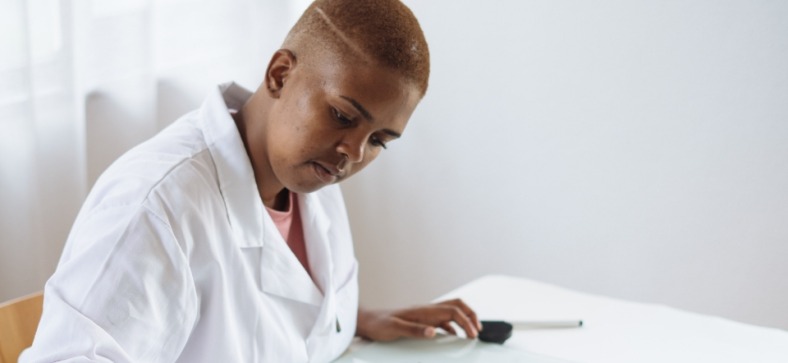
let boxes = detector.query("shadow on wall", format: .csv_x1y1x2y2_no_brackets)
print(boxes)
85,78,201,186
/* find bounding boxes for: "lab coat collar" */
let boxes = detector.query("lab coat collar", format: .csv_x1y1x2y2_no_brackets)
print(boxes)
200,82,264,248
201,83,339,329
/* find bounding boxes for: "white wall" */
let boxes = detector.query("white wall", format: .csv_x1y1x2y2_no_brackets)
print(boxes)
343,0,788,330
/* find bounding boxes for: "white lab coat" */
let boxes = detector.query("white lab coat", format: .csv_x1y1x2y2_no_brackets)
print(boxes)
21,83,359,363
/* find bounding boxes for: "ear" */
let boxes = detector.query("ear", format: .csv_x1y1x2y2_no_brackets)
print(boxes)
264,49,297,99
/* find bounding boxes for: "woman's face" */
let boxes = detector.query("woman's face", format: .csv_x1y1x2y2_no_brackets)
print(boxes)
263,51,421,194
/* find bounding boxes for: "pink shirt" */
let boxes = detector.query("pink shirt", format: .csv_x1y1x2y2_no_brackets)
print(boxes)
266,191,310,276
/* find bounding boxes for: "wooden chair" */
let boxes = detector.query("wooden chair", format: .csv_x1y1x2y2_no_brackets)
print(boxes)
0,292,44,363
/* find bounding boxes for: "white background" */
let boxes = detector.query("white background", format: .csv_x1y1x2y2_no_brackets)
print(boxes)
344,0,788,330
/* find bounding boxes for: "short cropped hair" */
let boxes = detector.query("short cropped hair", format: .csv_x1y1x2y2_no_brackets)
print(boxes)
284,0,430,96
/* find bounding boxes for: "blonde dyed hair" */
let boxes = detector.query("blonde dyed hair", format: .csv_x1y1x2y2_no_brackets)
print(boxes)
284,0,430,96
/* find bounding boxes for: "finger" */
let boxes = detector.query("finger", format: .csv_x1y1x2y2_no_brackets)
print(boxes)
403,304,478,338
392,318,437,339
393,303,479,338
438,299,482,331
439,322,457,336
451,307,479,339
433,305,478,339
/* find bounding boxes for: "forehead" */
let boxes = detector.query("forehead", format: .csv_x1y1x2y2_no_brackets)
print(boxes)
299,53,421,121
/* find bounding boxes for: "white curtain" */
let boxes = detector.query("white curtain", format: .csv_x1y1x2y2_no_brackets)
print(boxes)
0,0,310,301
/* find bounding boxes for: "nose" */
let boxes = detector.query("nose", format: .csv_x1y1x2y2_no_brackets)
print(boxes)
336,132,366,165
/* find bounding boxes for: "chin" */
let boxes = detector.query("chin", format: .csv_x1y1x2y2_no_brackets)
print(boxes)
285,181,328,194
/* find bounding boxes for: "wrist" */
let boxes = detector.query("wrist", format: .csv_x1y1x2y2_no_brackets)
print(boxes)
355,307,371,339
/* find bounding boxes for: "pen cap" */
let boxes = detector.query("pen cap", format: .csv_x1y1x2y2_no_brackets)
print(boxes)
478,321,513,344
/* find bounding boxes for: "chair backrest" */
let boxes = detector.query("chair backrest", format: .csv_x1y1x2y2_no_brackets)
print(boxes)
0,292,44,363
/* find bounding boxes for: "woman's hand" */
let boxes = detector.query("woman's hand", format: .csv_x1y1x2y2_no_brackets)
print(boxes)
355,299,482,342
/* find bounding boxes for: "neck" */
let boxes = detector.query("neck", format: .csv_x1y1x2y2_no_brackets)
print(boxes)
269,189,291,211
234,91,284,210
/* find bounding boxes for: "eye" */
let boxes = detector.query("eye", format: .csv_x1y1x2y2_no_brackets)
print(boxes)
331,107,353,126
370,135,388,149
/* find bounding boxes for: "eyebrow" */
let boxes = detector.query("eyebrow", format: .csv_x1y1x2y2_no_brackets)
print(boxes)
340,95,402,139
340,95,374,121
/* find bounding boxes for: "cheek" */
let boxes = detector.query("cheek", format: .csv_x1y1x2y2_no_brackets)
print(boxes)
272,115,326,155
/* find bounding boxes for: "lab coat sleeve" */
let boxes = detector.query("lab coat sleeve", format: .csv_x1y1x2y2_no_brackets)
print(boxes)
20,204,199,363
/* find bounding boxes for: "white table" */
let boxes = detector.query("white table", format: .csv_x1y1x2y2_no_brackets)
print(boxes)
337,275,788,363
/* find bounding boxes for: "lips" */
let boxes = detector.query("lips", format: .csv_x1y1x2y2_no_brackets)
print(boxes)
312,161,341,184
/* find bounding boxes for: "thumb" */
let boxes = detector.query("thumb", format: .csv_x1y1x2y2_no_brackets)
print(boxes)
393,319,437,339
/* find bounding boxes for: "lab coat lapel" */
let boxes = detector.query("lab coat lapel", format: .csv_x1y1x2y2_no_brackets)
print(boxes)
259,204,324,307
300,193,340,353
202,83,263,249
202,84,322,306
300,192,333,297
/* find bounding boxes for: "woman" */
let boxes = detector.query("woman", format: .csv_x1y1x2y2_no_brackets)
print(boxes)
22,0,480,361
